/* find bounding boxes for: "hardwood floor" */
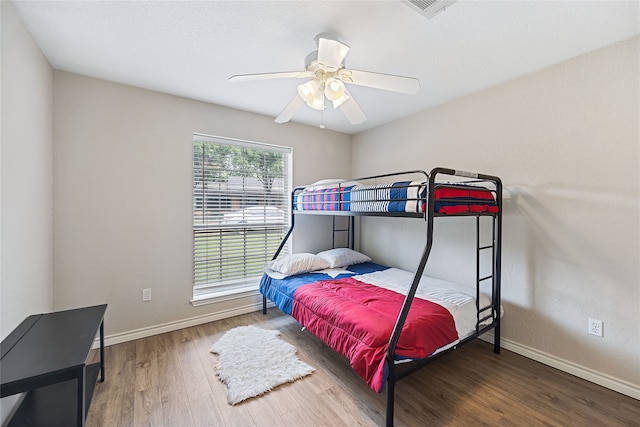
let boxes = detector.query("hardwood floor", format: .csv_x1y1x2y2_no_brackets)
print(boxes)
86,310,639,426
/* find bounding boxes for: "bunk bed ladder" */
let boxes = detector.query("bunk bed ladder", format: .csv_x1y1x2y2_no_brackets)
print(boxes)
476,216,496,334
332,216,355,249
476,185,502,355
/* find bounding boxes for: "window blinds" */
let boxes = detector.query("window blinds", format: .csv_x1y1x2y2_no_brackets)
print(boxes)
192,134,291,299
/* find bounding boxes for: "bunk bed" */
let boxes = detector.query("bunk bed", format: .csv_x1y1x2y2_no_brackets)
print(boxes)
259,167,502,426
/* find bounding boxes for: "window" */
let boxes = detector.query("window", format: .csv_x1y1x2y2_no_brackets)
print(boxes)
192,134,291,303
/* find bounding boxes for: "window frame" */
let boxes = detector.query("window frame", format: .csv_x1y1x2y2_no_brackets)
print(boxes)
191,133,292,305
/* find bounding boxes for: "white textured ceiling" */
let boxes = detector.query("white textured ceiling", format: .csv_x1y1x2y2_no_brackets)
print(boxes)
12,0,640,134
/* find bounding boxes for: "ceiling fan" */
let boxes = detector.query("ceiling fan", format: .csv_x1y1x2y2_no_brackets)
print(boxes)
229,35,420,128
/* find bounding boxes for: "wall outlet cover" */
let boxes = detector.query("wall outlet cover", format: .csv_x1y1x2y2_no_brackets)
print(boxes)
589,318,603,337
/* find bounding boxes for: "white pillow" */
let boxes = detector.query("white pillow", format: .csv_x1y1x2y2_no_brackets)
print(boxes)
316,248,371,268
265,253,330,277
308,179,361,190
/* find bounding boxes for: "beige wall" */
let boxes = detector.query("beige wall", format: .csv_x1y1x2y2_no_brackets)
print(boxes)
1,2,54,421
352,37,640,396
52,72,351,338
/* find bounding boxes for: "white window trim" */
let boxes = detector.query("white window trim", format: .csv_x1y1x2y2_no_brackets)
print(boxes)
190,286,261,307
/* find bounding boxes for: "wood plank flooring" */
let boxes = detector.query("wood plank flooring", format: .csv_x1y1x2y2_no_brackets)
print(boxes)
86,310,639,426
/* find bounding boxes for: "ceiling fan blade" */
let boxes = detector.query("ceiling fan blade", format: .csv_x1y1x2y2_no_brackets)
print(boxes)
229,71,313,83
275,94,305,123
339,69,420,94
339,90,366,124
317,38,350,69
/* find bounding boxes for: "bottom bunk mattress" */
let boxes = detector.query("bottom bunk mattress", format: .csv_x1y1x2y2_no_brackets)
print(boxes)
259,262,494,392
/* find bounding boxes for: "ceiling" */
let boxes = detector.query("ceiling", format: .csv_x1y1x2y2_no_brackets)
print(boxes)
12,1,640,135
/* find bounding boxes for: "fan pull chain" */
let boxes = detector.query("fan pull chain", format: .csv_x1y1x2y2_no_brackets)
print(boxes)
320,80,326,129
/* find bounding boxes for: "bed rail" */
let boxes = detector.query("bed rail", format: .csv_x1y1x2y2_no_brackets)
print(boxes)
292,169,429,217
291,168,499,219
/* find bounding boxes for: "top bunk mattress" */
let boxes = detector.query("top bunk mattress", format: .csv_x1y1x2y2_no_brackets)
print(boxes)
293,180,499,215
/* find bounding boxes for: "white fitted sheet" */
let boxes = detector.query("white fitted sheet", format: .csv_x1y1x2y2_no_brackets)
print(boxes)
353,268,496,351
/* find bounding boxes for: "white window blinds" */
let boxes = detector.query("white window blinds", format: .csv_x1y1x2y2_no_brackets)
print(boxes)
192,134,291,300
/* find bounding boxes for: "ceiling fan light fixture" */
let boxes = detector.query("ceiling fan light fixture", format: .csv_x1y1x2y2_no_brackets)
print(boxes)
308,95,325,111
324,77,346,100
331,92,350,108
297,80,317,100
297,80,324,110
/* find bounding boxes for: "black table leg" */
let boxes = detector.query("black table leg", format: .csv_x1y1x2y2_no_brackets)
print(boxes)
77,366,86,427
99,321,105,382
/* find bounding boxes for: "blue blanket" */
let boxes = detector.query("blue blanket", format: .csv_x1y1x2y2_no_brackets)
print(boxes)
259,261,389,315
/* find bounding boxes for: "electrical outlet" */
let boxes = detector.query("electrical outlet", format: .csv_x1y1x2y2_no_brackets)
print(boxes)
142,288,151,302
588,318,603,337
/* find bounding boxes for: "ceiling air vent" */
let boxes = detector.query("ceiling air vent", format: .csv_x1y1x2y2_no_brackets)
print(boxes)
402,0,457,19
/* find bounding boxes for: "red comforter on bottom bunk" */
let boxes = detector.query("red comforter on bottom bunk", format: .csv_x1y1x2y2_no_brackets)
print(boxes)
291,277,459,392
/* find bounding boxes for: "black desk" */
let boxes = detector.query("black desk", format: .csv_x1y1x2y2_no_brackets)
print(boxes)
1,304,106,427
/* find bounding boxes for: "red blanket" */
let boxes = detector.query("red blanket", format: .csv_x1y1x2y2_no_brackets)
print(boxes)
291,277,459,392
434,187,499,214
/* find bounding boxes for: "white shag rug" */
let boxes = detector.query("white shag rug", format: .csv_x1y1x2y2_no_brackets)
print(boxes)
211,325,314,405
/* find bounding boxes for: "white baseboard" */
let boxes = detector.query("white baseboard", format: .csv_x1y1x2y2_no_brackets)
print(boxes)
93,307,638,402
94,300,269,348
481,333,640,401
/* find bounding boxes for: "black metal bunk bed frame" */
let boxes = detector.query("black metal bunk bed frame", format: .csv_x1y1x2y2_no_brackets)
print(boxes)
262,167,502,427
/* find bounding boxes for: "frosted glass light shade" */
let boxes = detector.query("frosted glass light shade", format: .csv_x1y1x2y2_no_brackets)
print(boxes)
324,78,346,100
298,80,324,110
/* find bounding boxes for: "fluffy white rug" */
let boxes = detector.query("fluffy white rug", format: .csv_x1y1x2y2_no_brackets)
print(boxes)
211,325,314,405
